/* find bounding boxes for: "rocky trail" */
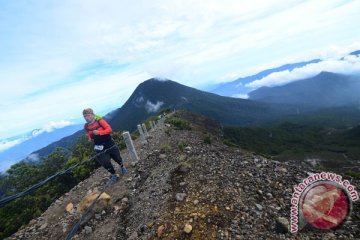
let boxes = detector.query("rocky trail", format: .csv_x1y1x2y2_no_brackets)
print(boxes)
8,111,359,240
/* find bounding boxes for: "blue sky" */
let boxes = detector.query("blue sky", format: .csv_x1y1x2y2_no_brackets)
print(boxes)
1,0,360,147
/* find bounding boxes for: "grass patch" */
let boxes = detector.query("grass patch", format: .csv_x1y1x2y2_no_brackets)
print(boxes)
203,135,212,144
223,139,238,147
165,129,171,137
178,141,188,152
345,171,360,179
165,117,191,130
222,122,360,172
160,144,172,154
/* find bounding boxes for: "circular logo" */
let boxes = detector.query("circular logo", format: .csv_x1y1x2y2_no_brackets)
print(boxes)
300,182,351,230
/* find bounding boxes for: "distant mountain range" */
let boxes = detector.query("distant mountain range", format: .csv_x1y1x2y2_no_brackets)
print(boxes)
33,79,304,160
0,124,82,172
248,72,360,108
35,70,360,161
4,50,360,172
211,50,360,98
210,59,321,97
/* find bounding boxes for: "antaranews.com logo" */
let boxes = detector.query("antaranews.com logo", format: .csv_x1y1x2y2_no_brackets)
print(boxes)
290,172,359,233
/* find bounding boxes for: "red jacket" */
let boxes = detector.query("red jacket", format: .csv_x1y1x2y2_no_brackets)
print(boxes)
84,118,112,144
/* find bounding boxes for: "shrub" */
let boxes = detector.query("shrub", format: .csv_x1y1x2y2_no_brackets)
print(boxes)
223,139,237,147
204,135,212,144
346,171,360,179
178,141,188,152
111,132,126,150
160,144,172,153
165,129,171,136
165,117,191,130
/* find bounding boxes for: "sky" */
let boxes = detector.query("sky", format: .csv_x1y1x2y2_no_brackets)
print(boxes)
1,0,360,145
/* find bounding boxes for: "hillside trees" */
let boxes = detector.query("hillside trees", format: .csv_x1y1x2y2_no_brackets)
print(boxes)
0,126,135,239
0,135,96,238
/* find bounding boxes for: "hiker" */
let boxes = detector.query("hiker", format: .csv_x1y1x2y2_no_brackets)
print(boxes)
83,108,127,182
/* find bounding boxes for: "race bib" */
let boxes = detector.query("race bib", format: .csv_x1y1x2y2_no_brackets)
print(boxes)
94,145,104,151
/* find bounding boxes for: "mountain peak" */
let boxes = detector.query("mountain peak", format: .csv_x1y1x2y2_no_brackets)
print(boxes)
140,78,173,86
136,78,178,91
148,77,171,82
317,71,344,77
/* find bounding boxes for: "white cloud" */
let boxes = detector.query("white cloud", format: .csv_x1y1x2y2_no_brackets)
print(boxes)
0,139,26,152
136,96,144,103
153,77,169,82
181,96,189,102
145,100,164,113
26,153,40,163
217,42,360,84
32,120,74,137
0,120,75,152
231,94,249,99
247,55,360,88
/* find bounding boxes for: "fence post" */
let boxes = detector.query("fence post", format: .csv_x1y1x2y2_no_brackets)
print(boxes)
142,123,149,137
122,131,139,162
137,124,147,144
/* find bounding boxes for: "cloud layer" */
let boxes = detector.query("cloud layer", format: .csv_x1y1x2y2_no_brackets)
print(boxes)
145,100,164,113
0,120,74,152
247,55,360,88
0,0,360,140
0,139,24,152
31,120,74,137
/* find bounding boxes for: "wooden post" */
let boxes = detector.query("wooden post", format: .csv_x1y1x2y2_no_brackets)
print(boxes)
122,131,139,162
137,124,147,144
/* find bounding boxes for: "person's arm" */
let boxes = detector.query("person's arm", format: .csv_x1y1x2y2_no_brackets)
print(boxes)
87,131,93,141
97,119,112,135
84,124,93,141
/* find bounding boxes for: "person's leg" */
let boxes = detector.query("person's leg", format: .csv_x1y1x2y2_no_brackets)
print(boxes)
108,146,128,174
96,151,116,174
108,146,124,167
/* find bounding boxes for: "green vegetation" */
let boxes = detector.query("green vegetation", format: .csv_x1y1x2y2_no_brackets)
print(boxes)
111,132,126,150
0,148,73,238
144,115,158,130
158,108,172,115
178,160,192,170
165,117,191,130
203,134,212,144
345,171,360,180
160,144,172,154
273,106,360,129
223,139,238,147
165,129,171,137
223,123,360,171
224,123,321,157
178,141,188,152
0,132,126,239
178,140,187,152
